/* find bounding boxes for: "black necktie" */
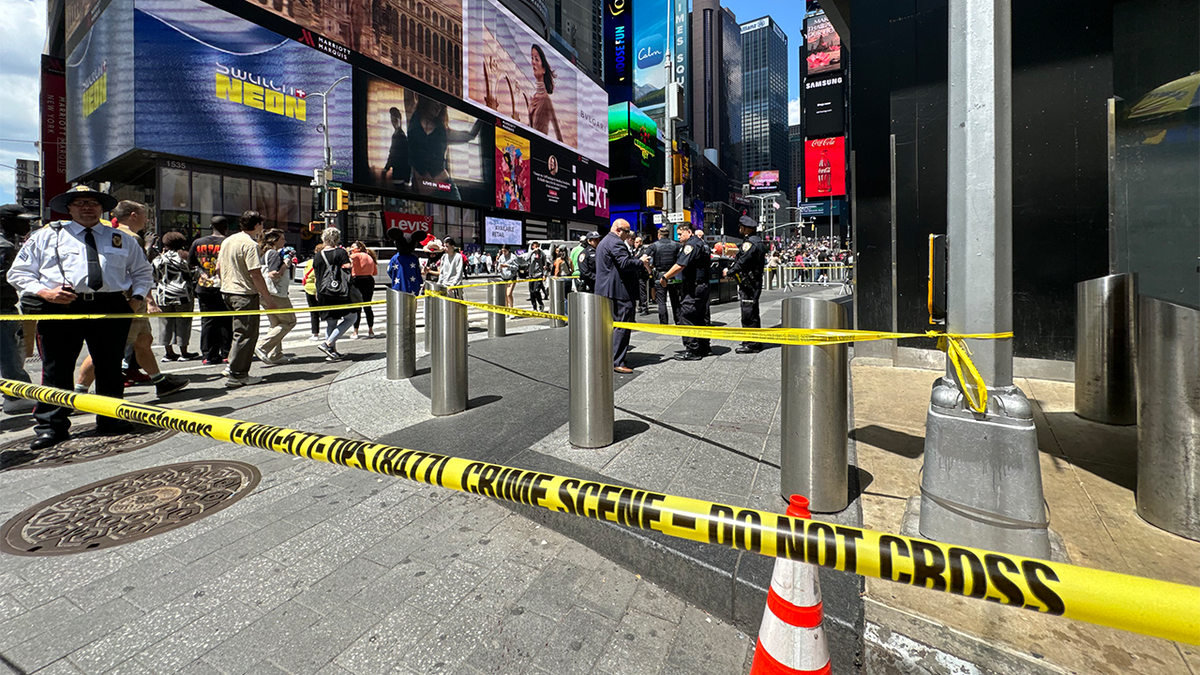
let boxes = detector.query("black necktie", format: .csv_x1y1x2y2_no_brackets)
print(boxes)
83,228,103,290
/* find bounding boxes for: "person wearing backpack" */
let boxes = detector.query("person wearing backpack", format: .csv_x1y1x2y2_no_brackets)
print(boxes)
151,231,199,361
313,227,357,361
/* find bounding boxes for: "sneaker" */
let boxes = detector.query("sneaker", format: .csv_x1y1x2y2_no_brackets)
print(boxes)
154,373,189,398
316,342,339,360
308,335,323,342
348,331,359,340
255,346,272,363
179,352,200,361
123,370,152,386
221,367,232,378
161,354,180,362
202,358,225,366
225,374,263,388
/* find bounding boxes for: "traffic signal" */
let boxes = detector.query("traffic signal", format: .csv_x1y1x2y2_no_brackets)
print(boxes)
336,188,350,211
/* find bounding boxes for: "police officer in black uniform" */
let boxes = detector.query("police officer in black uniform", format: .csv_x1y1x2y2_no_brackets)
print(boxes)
659,222,710,360
649,227,681,324
576,231,600,292
723,214,768,353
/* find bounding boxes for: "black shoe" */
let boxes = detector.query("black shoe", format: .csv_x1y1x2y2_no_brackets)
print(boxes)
735,345,762,354
154,374,189,399
96,419,135,436
674,352,703,362
30,431,67,450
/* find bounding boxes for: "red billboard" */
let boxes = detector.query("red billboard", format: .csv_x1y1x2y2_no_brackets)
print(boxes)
804,136,845,199
383,211,433,235
40,56,68,219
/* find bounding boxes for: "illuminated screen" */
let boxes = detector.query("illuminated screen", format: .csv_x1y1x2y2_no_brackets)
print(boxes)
749,170,780,193
463,0,607,165
358,74,492,206
485,216,523,245
133,0,353,180
805,11,842,75
495,126,531,212
66,0,135,179
608,102,657,165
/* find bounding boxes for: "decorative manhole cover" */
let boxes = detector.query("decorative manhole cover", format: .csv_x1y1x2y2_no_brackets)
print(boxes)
0,424,177,470
0,460,261,556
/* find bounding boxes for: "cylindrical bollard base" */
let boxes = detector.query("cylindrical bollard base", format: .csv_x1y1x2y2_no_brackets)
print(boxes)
569,293,614,448
780,297,849,513
430,289,467,416
423,281,440,355
549,278,568,328
386,289,418,380
488,283,507,338
1075,273,1137,424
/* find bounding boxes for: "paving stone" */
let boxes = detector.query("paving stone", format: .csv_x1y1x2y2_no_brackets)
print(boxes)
135,601,262,674
292,556,389,615
575,561,641,623
661,606,751,675
271,602,381,674
123,552,238,613
333,603,440,675
34,659,87,675
348,557,439,616
200,602,322,675
592,609,680,675
97,658,155,675
530,607,615,675
0,596,86,649
0,598,143,673
69,598,206,674
174,660,223,675
517,559,593,620
399,601,497,674
629,581,687,625
404,558,488,618
462,609,555,675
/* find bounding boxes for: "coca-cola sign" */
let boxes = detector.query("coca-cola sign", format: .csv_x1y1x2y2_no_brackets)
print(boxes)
804,136,846,199
383,211,433,234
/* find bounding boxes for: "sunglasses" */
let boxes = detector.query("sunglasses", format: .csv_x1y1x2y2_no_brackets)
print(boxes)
70,200,102,208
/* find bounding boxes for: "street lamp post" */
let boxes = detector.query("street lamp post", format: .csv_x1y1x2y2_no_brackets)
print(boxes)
307,75,350,230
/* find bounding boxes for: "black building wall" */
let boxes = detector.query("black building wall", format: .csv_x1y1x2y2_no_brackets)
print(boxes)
851,0,1114,360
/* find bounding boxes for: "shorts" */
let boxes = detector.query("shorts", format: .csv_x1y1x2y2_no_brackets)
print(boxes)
127,300,153,344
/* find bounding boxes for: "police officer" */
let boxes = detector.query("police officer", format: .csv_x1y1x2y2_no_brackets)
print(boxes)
649,227,681,324
576,231,600,292
723,214,768,353
659,222,711,361
6,186,153,450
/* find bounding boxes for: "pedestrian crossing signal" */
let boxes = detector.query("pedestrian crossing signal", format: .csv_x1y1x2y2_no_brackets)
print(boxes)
335,189,350,211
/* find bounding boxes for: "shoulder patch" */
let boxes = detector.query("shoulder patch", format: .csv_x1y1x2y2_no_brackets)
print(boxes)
112,233,123,248
742,242,751,251
684,245,693,254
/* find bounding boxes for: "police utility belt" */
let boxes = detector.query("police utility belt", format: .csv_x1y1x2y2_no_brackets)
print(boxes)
20,291,127,315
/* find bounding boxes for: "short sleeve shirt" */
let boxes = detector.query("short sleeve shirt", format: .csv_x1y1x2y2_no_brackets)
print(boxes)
675,240,710,287
217,231,262,295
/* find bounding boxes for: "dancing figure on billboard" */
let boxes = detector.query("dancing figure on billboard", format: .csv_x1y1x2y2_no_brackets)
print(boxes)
383,107,410,190
409,94,486,200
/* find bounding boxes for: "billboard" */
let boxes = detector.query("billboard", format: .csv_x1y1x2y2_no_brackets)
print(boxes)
495,126,530,212
133,0,353,180
604,0,634,103
66,0,135,180
485,215,523,245
383,211,433,235
252,0,463,97
463,0,607,165
575,158,609,220
804,75,845,138
530,137,576,219
804,11,841,75
41,56,69,217
804,136,845,198
66,0,116,54
633,0,667,113
749,170,780,193
671,0,689,92
357,74,492,206
608,102,657,166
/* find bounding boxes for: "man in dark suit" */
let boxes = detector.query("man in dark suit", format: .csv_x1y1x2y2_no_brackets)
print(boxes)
595,219,651,373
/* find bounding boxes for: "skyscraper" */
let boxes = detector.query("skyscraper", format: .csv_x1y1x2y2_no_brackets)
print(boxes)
740,16,789,196
789,124,803,204
689,0,741,183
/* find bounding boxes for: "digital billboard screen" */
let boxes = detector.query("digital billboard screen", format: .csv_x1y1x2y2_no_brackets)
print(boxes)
357,74,492,207
804,136,846,198
574,157,609,221
66,0,135,180
608,102,657,167
749,170,780,193
495,126,531,212
133,0,353,180
804,75,845,138
530,137,576,219
633,0,667,113
485,216,523,245
463,0,607,166
804,11,842,75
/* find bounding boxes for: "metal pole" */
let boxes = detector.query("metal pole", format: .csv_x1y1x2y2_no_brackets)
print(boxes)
919,0,1050,558
780,297,848,512
487,283,507,338
430,286,467,416
423,281,438,354
1074,273,1137,424
386,288,417,380
548,278,567,328
569,292,614,448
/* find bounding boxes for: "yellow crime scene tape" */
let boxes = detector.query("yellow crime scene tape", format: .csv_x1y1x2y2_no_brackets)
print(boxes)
0,378,1196,645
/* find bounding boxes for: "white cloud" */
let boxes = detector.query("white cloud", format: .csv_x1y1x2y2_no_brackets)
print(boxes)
0,0,48,206
788,96,800,126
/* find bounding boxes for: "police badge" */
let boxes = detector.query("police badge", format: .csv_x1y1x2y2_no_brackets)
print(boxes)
742,242,751,251
684,245,693,254
112,233,123,248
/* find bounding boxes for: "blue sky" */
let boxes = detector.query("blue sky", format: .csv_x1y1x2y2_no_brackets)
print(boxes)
721,0,807,124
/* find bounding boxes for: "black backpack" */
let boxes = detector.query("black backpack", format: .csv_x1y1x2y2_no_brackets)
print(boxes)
317,249,351,303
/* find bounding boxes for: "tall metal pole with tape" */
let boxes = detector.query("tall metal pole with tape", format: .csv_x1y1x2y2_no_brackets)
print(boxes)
919,0,1051,558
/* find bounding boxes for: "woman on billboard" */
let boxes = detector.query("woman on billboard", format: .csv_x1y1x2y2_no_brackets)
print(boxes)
409,94,486,200
483,45,563,142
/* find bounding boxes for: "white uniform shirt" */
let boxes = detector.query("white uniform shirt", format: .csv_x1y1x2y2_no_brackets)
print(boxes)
6,221,153,298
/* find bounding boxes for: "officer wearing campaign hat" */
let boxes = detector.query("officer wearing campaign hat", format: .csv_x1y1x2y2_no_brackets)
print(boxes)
723,213,768,353
6,185,153,450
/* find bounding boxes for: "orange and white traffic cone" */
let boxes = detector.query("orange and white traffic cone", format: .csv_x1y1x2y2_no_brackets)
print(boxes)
749,495,832,675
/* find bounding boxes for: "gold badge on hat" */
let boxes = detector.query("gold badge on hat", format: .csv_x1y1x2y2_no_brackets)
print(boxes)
112,233,123,248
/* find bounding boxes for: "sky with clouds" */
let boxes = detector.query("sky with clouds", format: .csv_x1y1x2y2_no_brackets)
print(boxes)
0,0,47,207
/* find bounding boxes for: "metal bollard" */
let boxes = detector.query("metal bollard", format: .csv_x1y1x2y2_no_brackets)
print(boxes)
1136,296,1200,542
487,283,507,338
385,288,417,380
549,278,568,328
1074,273,1137,424
569,292,614,448
780,296,849,513
430,287,468,416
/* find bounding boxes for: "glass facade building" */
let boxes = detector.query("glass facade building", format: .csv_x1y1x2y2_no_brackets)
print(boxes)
740,16,789,196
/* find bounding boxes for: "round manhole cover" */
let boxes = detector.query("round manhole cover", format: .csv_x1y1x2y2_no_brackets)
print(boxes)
0,424,177,470
0,460,261,556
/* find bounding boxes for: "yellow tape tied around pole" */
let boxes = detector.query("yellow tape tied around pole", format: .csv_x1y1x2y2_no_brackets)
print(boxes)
0,379,1195,645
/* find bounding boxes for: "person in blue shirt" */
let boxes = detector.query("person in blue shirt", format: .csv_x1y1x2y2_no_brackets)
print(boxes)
386,229,423,296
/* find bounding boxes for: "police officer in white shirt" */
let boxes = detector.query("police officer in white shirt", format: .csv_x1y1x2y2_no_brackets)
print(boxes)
6,186,154,450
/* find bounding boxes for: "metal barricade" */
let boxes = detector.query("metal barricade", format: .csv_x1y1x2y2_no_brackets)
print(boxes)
549,278,568,328
423,281,438,354
385,289,417,380
487,283,506,338
429,286,467,416
780,296,849,512
1074,273,1137,424
568,292,614,448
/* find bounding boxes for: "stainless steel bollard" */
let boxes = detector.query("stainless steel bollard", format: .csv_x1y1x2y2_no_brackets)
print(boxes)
430,287,468,416
386,288,417,380
780,296,849,512
569,292,614,448
1075,273,1137,424
423,281,439,354
1136,296,1200,541
487,283,507,338
549,278,568,328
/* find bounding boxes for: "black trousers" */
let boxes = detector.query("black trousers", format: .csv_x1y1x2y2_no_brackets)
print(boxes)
638,277,649,311
611,297,635,367
352,276,376,330
679,285,711,355
529,280,546,311
738,282,763,349
656,282,681,324
34,293,132,435
197,290,231,361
